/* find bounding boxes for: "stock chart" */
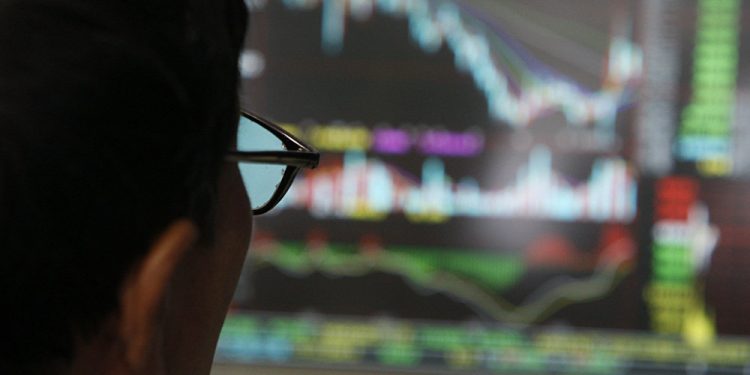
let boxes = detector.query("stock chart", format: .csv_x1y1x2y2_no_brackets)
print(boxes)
217,0,750,374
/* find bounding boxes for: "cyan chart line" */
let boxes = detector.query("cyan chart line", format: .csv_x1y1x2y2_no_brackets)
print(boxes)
280,0,643,128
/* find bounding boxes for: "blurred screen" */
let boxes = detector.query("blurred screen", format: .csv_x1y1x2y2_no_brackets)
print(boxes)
217,0,750,373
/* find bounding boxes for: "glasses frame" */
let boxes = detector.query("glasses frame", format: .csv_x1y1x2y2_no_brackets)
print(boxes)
226,111,320,215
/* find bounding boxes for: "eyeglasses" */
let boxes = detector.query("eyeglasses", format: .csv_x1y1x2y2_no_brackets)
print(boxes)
225,112,319,215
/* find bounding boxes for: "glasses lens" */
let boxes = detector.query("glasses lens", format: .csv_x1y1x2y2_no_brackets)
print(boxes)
237,115,288,211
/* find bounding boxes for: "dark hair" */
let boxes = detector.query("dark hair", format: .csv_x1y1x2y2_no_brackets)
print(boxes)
0,0,246,368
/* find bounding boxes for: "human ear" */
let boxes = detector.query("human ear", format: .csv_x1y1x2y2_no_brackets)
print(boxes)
117,219,198,372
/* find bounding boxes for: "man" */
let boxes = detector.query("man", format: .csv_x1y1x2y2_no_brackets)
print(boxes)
0,0,254,373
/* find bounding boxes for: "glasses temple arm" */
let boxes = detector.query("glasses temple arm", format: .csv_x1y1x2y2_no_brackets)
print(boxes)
225,150,320,168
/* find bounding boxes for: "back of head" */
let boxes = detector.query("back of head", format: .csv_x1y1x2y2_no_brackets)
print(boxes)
0,0,246,370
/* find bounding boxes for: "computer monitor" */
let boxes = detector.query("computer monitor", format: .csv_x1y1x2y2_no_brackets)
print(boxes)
217,0,750,373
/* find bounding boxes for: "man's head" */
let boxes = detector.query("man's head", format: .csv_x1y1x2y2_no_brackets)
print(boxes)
0,0,251,374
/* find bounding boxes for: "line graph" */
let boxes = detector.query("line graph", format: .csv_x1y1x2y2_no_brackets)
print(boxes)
249,225,635,323
278,0,643,128
277,147,638,223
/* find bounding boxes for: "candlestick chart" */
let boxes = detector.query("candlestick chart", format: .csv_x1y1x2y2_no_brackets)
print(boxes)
260,0,642,131
220,0,750,374
236,0,644,357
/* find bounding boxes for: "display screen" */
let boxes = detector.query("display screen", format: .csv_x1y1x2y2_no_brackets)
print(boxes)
217,0,750,373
